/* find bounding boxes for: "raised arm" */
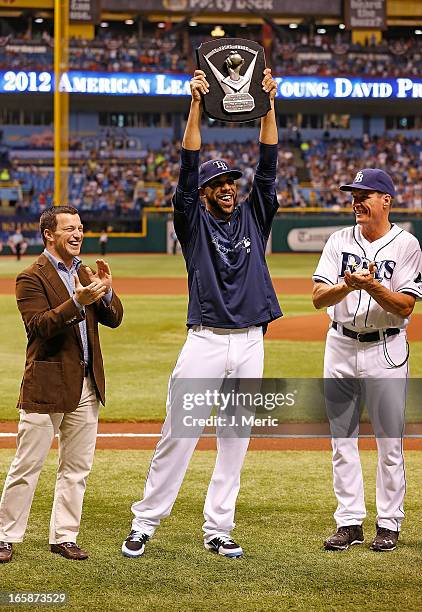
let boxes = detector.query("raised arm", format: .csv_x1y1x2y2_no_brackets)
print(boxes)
182,70,209,151
249,69,279,236
259,68,278,145
173,71,207,241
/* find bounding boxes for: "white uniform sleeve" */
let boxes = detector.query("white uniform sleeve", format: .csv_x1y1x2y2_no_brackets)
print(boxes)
312,234,339,286
393,245,422,300
392,241,422,300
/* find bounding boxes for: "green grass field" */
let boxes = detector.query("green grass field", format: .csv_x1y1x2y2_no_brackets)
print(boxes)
0,254,421,421
0,253,321,279
0,254,421,611
0,449,421,611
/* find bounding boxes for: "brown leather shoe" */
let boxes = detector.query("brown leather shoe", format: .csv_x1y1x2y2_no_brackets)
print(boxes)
0,541,13,563
50,542,88,560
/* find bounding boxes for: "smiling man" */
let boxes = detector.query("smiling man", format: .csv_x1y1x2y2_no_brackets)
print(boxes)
312,168,422,552
197,162,242,220
0,206,123,563
122,68,282,559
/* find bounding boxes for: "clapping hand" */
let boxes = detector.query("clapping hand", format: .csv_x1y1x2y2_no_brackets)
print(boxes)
344,262,377,291
85,259,112,293
74,275,108,306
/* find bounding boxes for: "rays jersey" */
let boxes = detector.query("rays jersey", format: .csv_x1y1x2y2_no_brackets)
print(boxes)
313,224,422,331
173,144,282,328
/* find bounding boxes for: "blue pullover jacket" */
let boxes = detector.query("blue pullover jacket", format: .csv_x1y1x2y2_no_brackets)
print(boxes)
173,142,282,328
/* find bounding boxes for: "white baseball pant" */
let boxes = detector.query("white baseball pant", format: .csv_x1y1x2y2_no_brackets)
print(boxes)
131,325,264,542
324,326,408,531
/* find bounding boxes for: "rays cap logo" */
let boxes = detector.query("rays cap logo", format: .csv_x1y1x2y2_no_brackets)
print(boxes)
340,168,396,197
198,159,243,188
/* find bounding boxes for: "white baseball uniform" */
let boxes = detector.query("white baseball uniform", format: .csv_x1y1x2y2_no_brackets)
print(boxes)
313,223,422,531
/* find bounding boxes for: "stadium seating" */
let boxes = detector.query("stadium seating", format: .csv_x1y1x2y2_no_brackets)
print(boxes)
10,136,422,214
0,28,420,76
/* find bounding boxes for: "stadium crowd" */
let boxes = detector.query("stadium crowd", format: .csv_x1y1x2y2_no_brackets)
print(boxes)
0,27,420,76
272,33,422,77
68,32,189,74
303,135,422,208
6,136,422,214
0,30,189,73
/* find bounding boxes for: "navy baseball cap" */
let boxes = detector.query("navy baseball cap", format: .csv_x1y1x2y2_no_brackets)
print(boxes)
340,168,396,197
198,159,243,188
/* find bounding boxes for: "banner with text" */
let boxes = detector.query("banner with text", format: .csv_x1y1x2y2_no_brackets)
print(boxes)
101,0,341,16
70,0,100,23
345,0,386,30
0,71,421,100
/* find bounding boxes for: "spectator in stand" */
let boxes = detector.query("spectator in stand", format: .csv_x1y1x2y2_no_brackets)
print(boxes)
0,167,10,181
8,226,28,260
99,229,109,255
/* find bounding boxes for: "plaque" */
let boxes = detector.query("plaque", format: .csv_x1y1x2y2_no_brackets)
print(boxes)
196,38,271,123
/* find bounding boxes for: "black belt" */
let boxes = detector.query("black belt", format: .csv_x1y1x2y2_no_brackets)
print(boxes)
332,321,400,343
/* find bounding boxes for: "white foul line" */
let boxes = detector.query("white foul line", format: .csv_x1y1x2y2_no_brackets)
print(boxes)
0,433,422,439
0,432,161,439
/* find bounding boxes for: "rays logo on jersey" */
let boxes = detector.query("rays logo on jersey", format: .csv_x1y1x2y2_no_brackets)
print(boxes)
354,171,364,183
340,252,396,280
235,237,251,253
211,234,251,264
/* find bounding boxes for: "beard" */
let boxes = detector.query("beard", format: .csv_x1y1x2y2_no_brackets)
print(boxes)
205,193,237,219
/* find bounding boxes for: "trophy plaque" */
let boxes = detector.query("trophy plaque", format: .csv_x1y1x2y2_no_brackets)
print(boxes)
196,38,271,123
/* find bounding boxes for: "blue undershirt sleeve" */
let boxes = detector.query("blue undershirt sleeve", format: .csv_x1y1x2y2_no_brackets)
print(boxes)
256,142,278,181
249,143,279,238
172,147,201,246
175,148,200,196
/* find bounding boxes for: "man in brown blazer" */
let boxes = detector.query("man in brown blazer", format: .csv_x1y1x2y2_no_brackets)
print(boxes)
0,205,123,562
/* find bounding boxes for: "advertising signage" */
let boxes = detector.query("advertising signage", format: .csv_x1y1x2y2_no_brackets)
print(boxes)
101,0,342,16
345,0,387,30
0,70,421,100
70,0,101,23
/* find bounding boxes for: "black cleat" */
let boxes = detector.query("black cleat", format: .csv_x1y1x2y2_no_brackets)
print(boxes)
205,535,243,558
324,525,364,551
370,525,399,552
121,530,150,558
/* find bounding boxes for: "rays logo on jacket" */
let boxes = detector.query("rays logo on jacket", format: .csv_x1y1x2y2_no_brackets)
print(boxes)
211,234,251,264
340,252,396,280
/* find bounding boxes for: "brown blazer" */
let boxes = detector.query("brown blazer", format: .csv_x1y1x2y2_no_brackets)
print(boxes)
15,253,123,413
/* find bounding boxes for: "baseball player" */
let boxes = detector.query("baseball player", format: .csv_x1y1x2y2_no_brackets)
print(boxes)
312,168,422,552
121,68,281,559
